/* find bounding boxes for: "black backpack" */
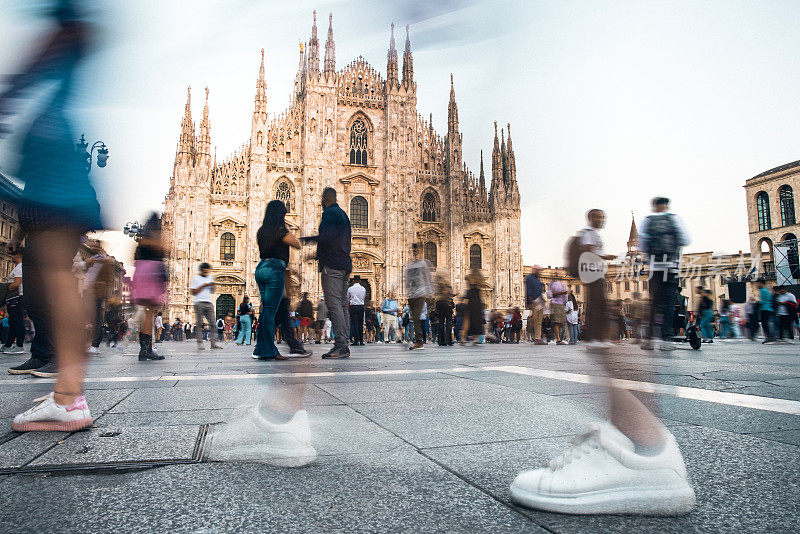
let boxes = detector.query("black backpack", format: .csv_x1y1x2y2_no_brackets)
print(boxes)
646,214,678,261
565,231,584,278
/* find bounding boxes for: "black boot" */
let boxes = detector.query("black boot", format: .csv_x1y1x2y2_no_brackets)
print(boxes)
139,334,164,361
138,333,149,361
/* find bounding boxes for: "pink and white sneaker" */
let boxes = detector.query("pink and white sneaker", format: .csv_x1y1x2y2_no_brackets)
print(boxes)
11,393,93,432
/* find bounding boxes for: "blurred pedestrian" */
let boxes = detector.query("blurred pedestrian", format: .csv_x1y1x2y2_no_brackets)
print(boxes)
3,5,101,430
639,197,689,350
235,296,253,345
347,276,366,346
525,266,546,345
405,243,433,351
461,270,485,345
565,292,579,344
190,262,222,350
381,291,399,342
131,213,167,361
302,188,352,359
1,248,25,354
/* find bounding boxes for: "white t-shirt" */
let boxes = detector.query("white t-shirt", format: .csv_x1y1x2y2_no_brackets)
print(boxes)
190,275,215,304
580,227,604,255
565,300,578,324
8,262,22,296
347,283,366,306
155,316,163,329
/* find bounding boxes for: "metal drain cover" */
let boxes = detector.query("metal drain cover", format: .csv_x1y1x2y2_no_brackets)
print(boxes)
0,425,208,475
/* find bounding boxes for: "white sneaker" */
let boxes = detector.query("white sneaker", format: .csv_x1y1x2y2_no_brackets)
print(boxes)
207,406,317,467
11,393,93,432
510,423,695,515
87,346,100,355
3,346,25,355
658,340,677,352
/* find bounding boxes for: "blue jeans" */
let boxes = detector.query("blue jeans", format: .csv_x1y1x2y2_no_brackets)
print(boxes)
253,258,285,357
236,314,252,345
569,322,579,344
699,309,714,339
719,316,731,339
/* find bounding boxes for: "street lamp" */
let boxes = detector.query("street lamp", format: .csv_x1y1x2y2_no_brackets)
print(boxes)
123,221,142,240
76,134,110,172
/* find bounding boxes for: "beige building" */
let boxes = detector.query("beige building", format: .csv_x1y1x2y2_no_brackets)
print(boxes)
162,13,523,321
744,159,800,283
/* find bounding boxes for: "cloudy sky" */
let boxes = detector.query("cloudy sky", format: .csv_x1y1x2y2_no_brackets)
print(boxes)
2,0,800,269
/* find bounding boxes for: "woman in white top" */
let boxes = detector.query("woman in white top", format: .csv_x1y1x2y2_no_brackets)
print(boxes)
565,292,580,345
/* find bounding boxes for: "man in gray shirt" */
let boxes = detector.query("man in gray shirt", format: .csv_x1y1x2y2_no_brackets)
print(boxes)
404,243,433,350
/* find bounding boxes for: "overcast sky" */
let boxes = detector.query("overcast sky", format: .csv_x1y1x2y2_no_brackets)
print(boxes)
2,0,800,269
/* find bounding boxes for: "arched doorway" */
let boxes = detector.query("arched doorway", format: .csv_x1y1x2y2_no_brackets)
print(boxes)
216,294,235,320
362,279,372,305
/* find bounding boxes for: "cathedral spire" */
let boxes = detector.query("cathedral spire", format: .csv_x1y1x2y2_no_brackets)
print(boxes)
307,10,320,74
254,49,267,114
402,24,413,86
627,214,639,254
507,123,516,182
501,127,509,185
479,149,486,192
323,12,335,75
491,121,501,193
176,86,195,165
252,50,269,152
294,41,306,96
197,86,211,163
447,73,459,136
387,22,398,85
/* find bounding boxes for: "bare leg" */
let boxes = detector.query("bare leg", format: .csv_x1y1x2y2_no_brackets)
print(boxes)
40,229,88,406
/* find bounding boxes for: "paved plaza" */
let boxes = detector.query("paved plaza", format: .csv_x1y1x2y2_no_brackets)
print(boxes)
0,339,798,533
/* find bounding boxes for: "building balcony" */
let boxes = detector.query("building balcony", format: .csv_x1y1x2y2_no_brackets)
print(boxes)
761,261,776,280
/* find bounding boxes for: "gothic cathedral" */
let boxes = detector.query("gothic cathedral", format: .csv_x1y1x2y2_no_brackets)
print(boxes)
162,12,523,321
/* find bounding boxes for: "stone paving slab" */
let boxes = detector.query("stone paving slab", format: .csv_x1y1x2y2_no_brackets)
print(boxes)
0,448,543,533
422,426,800,534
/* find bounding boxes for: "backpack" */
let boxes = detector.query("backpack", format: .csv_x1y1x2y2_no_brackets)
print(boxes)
646,214,678,260
565,231,584,278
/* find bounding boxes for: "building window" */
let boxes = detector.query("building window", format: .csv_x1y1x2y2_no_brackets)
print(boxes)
424,241,437,267
780,185,795,226
220,232,235,262
276,181,292,212
349,119,368,165
643,280,648,290
624,281,630,291
422,192,437,222
350,196,368,229
469,244,482,270
756,191,771,231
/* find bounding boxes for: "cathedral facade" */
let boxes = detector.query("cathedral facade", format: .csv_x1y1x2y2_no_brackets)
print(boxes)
162,12,523,321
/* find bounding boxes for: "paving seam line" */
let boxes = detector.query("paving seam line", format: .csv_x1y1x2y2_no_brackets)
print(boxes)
314,387,554,533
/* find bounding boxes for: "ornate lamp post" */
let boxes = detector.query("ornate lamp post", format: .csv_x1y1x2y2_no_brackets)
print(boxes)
76,134,109,172
123,221,142,241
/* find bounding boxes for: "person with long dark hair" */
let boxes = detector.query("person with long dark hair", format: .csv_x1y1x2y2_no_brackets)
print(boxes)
252,200,300,360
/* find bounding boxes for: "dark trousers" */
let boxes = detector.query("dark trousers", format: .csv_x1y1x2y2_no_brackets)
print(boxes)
91,297,105,348
778,315,794,340
585,280,608,341
277,296,304,353
648,270,678,341
409,297,425,345
453,317,463,342
760,310,774,340
438,316,453,345
4,296,25,348
23,230,79,363
349,304,365,344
